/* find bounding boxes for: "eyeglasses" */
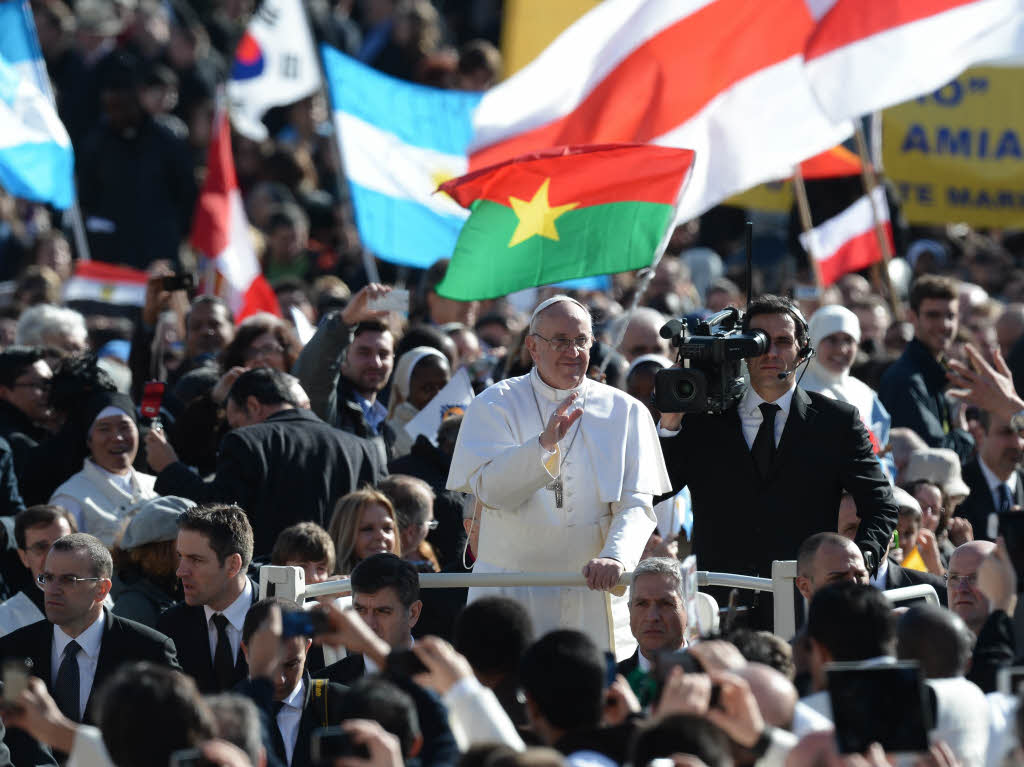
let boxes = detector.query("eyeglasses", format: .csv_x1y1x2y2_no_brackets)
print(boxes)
426,520,439,531
944,573,978,587
37,573,103,589
925,506,946,516
531,333,592,354
11,379,51,392
244,343,285,360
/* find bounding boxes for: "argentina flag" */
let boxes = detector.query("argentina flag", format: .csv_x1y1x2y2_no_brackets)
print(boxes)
0,0,74,209
321,44,481,269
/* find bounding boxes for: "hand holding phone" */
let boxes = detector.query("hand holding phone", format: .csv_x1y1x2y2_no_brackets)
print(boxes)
827,661,931,754
281,609,331,639
367,288,409,315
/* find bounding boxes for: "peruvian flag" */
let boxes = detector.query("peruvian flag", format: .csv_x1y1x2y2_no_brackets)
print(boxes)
190,110,280,322
798,186,893,286
63,261,148,306
805,0,1024,122
468,0,853,224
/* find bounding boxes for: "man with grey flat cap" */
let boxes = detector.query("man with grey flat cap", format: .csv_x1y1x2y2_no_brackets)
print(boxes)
111,495,196,628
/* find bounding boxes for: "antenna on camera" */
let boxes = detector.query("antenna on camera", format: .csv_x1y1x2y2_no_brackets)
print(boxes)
745,220,753,312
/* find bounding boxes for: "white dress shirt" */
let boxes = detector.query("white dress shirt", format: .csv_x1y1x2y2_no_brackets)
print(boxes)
276,677,305,765
51,610,106,720
979,456,1018,511
658,383,797,448
870,556,889,590
203,578,253,664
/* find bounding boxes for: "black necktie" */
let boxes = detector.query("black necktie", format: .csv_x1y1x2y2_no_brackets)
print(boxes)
212,614,235,690
999,483,1014,514
752,403,780,479
54,640,81,722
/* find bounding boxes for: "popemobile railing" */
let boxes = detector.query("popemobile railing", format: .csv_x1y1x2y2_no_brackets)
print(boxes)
258,561,939,642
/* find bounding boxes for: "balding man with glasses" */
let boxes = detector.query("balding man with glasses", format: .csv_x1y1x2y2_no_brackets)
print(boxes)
448,295,671,660
0,533,178,739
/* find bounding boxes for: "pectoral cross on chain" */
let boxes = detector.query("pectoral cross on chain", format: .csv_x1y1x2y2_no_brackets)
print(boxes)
546,477,563,508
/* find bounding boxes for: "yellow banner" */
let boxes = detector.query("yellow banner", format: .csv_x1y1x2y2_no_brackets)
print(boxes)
500,0,600,77
726,181,793,213
882,66,1024,228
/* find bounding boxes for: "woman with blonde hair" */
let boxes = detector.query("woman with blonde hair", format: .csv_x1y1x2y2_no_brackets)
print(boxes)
327,488,401,575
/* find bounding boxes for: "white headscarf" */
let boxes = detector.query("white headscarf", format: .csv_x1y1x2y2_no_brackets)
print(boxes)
393,346,448,402
801,304,876,419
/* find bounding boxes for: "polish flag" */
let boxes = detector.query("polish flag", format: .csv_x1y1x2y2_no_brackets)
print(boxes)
63,261,148,306
468,0,853,224
798,186,893,286
190,110,281,322
805,0,1024,122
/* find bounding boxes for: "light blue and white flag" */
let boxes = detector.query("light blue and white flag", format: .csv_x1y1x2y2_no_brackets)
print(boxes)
321,44,482,269
0,0,74,209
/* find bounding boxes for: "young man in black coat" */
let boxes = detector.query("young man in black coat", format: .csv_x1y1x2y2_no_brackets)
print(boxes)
145,367,382,557
658,296,898,627
239,598,348,767
156,504,258,694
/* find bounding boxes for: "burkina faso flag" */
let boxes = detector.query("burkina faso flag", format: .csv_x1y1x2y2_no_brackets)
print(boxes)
436,144,695,301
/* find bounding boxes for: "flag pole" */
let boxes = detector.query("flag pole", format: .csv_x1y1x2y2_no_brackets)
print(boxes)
853,121,900,316
791,165,825,295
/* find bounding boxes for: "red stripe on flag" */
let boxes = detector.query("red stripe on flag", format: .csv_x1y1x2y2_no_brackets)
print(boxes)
799,145,862,180
443,144,695,208
73,260,150,285
237,274,282,323
190,111,235,257
806,0,978,60
470,0,813,170
818,224,892,285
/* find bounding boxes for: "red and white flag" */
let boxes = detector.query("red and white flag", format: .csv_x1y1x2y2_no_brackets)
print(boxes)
63,261,148,306
798,186,893,286
468,0,852,224
805,0,1024,122
190,110,280,322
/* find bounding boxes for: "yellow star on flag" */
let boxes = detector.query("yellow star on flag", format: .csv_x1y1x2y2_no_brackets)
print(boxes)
507,178,579,248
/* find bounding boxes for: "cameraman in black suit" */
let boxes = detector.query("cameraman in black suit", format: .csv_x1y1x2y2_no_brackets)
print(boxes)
658,295,897,627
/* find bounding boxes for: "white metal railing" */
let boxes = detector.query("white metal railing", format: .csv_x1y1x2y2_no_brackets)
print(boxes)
259,560,802,639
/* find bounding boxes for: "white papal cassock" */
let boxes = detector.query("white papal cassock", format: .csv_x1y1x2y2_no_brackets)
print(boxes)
447,368,672,660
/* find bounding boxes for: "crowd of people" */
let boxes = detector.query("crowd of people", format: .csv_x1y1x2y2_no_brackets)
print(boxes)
5,0,1024,766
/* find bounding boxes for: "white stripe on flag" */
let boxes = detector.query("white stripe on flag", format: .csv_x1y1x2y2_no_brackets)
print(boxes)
651,54,852,223
63,279,146,306
337,111,470,219
470,0,700,151
799,187,888,261
806,0,1024,121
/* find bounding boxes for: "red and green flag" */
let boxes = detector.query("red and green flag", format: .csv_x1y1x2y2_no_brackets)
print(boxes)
436,144,695,301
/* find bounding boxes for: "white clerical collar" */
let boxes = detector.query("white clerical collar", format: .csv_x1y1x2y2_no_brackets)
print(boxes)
740,383,796,418
203,577,252,632
54,608,105,658
530,366,586,403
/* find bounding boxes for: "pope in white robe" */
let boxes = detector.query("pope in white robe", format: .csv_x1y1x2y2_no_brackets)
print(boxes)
447,296,672,659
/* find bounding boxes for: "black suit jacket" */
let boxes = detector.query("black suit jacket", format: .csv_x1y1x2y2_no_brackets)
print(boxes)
156,579,258,694
319,653,366,686
268,672,349,767
883,558,948,607
955,458,1024,541
154,407,383,556
616,649,640,678
0,607,179,723
660,388,898,579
